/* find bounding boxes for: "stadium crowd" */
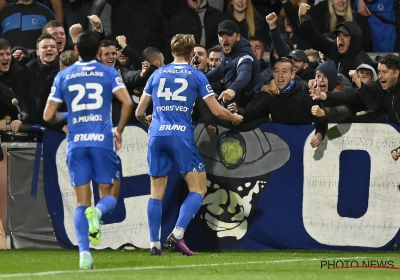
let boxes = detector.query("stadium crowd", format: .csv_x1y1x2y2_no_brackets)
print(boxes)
0,0,399,147
1,0,400,268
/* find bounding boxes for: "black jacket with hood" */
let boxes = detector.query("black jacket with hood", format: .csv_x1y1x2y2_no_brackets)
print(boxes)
357,78,400,125
300,20,373,81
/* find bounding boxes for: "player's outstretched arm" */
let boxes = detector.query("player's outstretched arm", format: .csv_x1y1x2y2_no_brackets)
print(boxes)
204,96,243,125
135,94,152,126
43,100,63,124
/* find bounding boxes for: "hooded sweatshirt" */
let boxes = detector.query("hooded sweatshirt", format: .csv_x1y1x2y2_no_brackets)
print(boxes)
356,63,378,81
300,20,373,81
316,61,379,122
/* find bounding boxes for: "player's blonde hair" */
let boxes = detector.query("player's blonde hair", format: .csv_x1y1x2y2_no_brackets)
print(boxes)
171,34,195,58
60,50,79,68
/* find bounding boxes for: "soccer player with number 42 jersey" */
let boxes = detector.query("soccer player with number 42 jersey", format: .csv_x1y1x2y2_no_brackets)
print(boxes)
43,30,133,269
135,34,243,256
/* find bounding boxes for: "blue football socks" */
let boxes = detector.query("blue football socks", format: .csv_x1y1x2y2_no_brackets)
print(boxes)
74,205,89,252
175,192,203,237
147,197,163,242
95,195,117,218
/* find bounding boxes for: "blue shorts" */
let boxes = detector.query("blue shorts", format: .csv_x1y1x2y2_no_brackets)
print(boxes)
148,136,205,176
66,147,121,187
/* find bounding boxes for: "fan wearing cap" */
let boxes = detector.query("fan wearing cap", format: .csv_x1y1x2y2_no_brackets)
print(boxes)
350,54,400,130
197,20,262,137
205,20,263,112
286,49,314,83
297,3,373,82
280,0,372,52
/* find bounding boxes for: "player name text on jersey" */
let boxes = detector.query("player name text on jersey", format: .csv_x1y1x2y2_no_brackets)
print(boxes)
66,71,104,80
159,124,187,131
73,133,105,142
156,105,189,112
72,114,103,124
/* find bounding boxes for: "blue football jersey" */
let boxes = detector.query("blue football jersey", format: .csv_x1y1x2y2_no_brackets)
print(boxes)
143,62,214,139
48,60,126,151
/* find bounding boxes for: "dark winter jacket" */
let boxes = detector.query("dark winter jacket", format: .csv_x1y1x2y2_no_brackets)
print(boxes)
0,57,24,97
237,76,327,137
297,65,315,86
314,60,378,122
309,0,372,52
20,56,65,131
168,0,224,50
300,20,373,81
0,82,26,120
357,78,400,125
281,0,372,52
206,37,263,106
107,0,171,66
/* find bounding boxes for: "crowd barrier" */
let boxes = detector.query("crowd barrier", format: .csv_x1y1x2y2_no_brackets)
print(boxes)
2,122,400,251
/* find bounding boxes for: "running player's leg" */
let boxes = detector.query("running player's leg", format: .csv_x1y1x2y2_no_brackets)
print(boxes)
167,137,207,256
74,183,94,269
148,175,168,255
147,137,171,255
67,148,94,269
87,148,120,246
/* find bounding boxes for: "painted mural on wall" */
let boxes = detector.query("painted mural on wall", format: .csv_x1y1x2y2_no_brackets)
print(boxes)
41,123,400,251
194,125,289,246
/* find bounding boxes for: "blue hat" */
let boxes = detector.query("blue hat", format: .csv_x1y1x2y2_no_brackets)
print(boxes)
315,60,338,91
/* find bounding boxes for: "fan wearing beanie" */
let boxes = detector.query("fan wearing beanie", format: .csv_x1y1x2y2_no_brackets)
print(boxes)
309,60,358,122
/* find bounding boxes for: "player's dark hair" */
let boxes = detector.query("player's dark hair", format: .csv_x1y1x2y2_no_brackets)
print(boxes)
76,30,101,61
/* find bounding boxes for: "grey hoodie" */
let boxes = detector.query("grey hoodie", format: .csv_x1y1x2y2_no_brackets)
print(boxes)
356,63,378,81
